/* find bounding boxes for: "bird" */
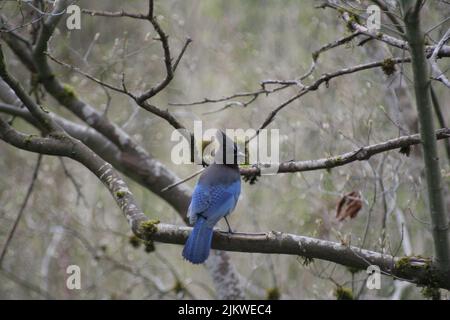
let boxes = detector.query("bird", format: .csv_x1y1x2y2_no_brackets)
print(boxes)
182,130,242,264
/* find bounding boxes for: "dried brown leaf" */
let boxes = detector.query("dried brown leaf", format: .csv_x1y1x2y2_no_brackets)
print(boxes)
336,191,362,222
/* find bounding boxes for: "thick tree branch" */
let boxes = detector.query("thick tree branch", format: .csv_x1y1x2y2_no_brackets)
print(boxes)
0,114,150,233
0,15,36,72
141,222,450,290
401,0,450,274
0,44,61,134
0,29,242,298
0,54,148,234
2,101,449,180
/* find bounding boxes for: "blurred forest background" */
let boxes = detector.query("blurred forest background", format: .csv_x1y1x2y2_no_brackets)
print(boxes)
0,0,450,299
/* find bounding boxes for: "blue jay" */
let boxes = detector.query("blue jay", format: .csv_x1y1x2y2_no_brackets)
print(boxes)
182,131,242,264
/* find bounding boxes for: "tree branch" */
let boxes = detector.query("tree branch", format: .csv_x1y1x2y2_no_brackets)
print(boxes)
142,223,450,290
256,56,411,132
318,2,450,57
430,86,450,164
429,28,450,88
240,128,450,176
0,36,242,299
2,101,448,179
0,117,148,234
401,0,450,275
0,154,42,267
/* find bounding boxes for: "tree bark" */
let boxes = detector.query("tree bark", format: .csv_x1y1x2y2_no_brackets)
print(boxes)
401,0,450,275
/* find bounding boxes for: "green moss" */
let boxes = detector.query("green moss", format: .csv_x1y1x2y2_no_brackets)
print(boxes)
301,256,314,266
346,266,361,274
395,256,413,271
40,105,50,113
139,219,160,238
129,235,142,248
24,134,37,144
242,169,261,185
325,156,342,173
53,83,76,104
394,255,432,279
399,145,411,157
381,58,396,76
395,256,423,271
116,190,127,199
62,83,76,96
266,287,280,300
421,286,440,300
334,286,353,300
201,138,213,153
344,11,361,32
173,280,184,294
312,51,319,62
144,240,155,253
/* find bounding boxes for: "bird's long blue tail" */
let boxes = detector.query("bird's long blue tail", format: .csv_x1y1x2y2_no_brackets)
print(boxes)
182,217,213,264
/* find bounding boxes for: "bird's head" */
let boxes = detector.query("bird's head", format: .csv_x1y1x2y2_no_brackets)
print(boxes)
212,130,245,166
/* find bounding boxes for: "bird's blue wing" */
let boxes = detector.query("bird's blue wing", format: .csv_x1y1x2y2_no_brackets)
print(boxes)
204,180,241,226
187,180,241,225
187,183,211,224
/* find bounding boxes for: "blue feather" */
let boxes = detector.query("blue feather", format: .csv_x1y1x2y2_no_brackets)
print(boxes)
183,163,241,264
182,217,214,264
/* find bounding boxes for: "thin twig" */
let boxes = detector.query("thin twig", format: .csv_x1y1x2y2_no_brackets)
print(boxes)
161,167,205,192
0,154,42,266
429,28,450,88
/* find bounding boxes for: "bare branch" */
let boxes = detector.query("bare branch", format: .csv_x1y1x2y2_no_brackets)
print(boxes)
0,154,42,267
82,9,147,20
241,128,450,176
0,117,148,234
45,52,133,96
256,56,411,132
430,86,450,163
312,31,362,62
143,223,450,290
370,0,405,34
318,2,450,57
169,32,362,111
0,45,62,134
429,28,450,88
173,38,193,72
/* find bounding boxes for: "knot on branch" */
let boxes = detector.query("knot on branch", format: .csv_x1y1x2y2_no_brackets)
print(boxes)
355,148,369,160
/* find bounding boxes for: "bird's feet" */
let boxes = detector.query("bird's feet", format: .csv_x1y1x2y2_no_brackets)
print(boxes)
224,217,234,234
